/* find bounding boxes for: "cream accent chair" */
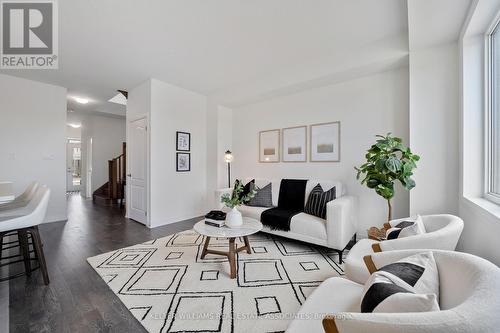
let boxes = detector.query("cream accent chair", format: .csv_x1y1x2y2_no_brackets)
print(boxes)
287,249,500,333
344,214,464,284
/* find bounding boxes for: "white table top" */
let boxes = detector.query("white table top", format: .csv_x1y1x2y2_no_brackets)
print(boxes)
0,182,14,203
194,217,263,238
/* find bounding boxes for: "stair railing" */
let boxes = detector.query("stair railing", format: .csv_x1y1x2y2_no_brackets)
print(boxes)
108,142,126,202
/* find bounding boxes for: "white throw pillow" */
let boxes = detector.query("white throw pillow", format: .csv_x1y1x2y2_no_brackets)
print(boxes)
360,251,440,313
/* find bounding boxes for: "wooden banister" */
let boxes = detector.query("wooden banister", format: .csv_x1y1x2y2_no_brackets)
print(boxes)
108,142,127,202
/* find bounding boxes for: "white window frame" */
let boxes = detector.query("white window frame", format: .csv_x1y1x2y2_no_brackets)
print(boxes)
485,16,500,205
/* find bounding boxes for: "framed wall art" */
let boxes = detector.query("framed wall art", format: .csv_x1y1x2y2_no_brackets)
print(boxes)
282,126,307,162
176,152,191,172
176,131,191,151
259,129,280,163
310,121,340,162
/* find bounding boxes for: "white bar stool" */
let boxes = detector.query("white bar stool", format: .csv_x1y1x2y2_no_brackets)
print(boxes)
0,186,50,285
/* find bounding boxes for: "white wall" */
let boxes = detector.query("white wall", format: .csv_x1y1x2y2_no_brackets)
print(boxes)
149,79,208,226
66,125,81,139
408,43,460,216
128,79,208,228
80,114,126,196
216,105,233,189
456,0,500,267
0,74,67,222
230,69,409,234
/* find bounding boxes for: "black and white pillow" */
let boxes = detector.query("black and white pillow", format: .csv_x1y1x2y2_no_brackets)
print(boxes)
386,215,426,240
360,251,440,313
246,182,273,207
304,184,336,219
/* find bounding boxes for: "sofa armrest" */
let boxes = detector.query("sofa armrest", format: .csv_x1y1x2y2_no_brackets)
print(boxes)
214,188,232,210
325,196,357,250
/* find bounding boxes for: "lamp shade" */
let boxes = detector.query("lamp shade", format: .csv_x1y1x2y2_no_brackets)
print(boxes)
224,150,234,163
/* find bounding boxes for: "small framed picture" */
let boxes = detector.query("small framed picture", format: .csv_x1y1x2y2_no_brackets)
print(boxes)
282,126,307,162
310,121,341,162
176,131,191,151
176,152,191,172
259,129,280,162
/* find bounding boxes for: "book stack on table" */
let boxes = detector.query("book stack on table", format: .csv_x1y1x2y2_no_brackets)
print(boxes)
205,210,226,227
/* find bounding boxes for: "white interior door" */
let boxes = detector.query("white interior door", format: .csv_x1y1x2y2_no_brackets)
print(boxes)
66,140,82,192
128,117,148,225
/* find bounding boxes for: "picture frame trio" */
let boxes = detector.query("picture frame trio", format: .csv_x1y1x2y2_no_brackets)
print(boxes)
259,121,340,163
176,131,191,172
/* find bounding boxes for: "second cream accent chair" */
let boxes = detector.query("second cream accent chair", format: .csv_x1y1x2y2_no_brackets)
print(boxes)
344,214,464,284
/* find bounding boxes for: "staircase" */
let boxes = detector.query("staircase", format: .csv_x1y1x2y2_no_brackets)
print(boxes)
93,142,126,207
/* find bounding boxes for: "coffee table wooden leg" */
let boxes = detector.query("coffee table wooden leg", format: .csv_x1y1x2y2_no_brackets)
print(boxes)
243,236,251,254
228,238,236,279
201,236,211,259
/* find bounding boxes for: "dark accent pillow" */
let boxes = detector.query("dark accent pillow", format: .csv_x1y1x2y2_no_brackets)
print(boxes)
277,179,308,210
246,183,273,207
232,179,255,201
304,184,336,219
386,221,414,240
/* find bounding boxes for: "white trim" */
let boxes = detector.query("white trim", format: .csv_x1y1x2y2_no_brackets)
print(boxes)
484,15,500,205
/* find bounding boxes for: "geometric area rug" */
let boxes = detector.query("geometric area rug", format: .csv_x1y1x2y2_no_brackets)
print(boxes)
87,229,345,333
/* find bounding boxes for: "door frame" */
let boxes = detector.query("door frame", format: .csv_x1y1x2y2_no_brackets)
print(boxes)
66,139,82,192
85,137,93,198
126,114,150,227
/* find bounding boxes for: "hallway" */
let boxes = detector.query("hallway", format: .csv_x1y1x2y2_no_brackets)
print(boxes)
7,194,197,332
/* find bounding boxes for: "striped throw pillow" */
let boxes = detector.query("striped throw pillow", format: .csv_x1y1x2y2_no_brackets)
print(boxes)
360,252,440,313
304,184,336,219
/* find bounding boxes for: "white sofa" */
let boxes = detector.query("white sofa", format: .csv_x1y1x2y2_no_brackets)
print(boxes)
215,178,357,262
287,249,500,333
345,214,464,284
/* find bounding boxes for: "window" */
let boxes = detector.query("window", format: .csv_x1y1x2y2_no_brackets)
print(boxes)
487,19,500,204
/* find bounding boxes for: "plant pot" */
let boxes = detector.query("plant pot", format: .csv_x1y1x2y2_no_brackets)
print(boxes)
225,207,243,228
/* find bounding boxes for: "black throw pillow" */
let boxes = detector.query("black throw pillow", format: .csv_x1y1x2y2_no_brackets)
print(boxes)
304,184,336,219
233,179,255,201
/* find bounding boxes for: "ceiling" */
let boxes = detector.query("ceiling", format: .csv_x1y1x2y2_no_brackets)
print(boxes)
0,0,471,112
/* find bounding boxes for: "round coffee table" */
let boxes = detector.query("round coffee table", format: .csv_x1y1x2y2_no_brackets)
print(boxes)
193,217,263,279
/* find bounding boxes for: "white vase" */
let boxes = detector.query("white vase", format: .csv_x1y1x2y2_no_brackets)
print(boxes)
225,207,243,228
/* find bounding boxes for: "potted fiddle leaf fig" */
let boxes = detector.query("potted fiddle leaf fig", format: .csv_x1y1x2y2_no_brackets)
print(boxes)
355,133,420,222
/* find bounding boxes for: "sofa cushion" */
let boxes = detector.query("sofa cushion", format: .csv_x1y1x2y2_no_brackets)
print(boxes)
237,205,269,221
290,213,327,240
237,207,328,241
304,183,336,219
246,182,273,207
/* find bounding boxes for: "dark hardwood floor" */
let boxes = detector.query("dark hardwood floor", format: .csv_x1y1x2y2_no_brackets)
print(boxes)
8,194,198,333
